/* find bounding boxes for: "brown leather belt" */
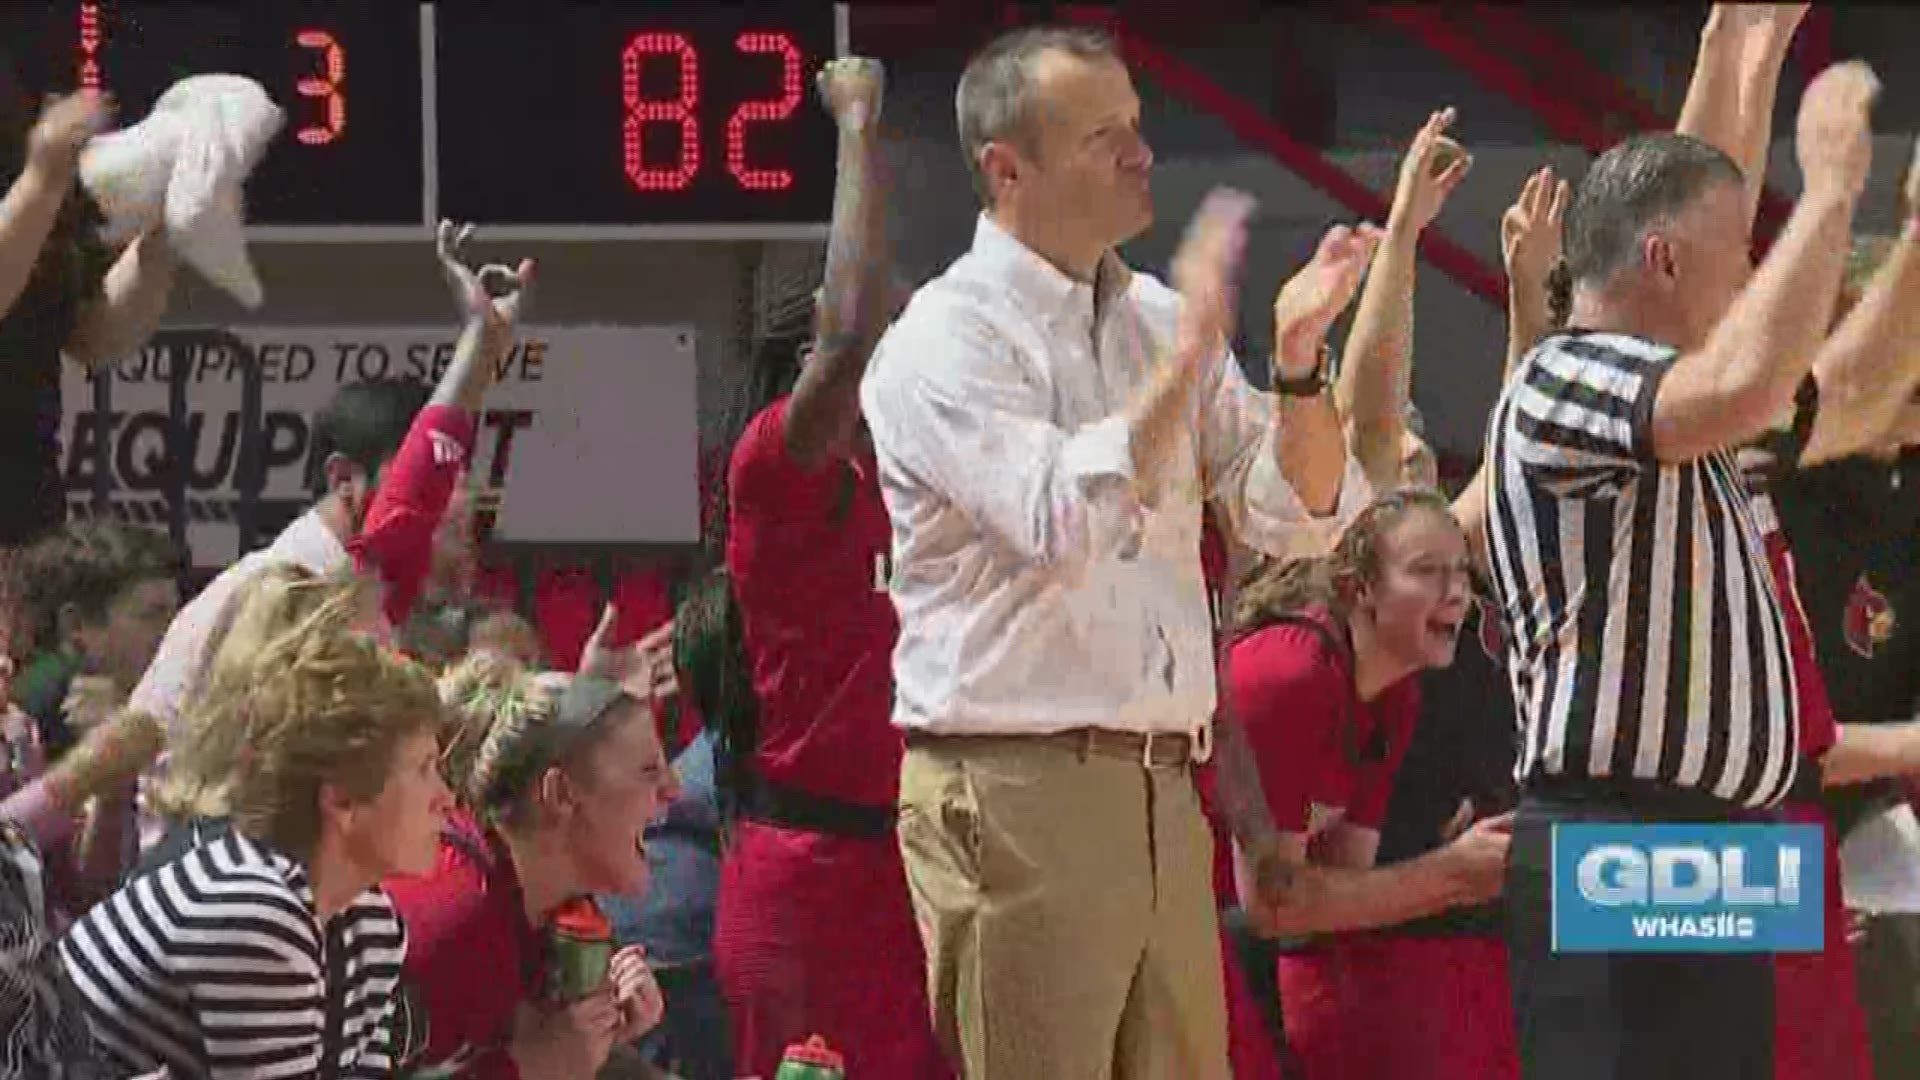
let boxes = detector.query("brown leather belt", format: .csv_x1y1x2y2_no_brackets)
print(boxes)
906,725,1211,769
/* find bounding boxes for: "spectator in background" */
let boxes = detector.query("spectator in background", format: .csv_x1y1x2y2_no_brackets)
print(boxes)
12,522,179,762
58,576,453,1078
0,72,177,547
6,520,178,916
389,651,674,1080
1228,489,1513,1079
713,56,949,1079
0,221,533,850
0,819,120,1079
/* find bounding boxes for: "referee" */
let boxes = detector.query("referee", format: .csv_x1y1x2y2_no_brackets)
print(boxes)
1484,64,1880,1080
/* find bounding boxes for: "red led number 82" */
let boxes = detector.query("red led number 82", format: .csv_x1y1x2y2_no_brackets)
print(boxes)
622,31,804,193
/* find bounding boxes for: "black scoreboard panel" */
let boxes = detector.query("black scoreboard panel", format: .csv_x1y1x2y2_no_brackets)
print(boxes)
0,3,837,231
0,3,425,226
433,4,838,226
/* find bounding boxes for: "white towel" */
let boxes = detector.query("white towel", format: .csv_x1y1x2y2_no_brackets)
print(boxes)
78,74,284,308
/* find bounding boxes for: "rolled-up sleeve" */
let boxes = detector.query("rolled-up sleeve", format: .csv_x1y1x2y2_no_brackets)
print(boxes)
1200,353,1371,562
860,302,1143,572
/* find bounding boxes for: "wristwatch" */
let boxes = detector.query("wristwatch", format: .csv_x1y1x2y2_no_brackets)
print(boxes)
1273,342,1332,398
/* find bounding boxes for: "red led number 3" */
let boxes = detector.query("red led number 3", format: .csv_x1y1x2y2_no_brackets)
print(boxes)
295,28,346,145
621,30,803,194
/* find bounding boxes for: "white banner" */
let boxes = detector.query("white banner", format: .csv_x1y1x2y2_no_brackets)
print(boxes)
60,324,701,566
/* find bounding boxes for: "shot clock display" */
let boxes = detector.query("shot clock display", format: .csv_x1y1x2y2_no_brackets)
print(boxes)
0,3,840,234
435,6,839,227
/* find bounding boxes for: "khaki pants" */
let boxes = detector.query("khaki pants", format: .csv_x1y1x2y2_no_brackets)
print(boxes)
897,735,1229,1080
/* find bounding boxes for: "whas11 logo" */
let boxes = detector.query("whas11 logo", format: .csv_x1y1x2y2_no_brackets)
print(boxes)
1550,824,1824,953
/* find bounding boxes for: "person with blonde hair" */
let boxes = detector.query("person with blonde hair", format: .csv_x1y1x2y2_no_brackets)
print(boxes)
385,630,676,1080
56,573,453,1078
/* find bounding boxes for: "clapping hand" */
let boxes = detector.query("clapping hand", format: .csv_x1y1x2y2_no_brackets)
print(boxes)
1271,222,1385,374
1795,61,1879,205
1171,188,1257,375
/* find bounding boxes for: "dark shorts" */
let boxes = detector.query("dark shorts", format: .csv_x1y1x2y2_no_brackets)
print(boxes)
1505,787,1776,1080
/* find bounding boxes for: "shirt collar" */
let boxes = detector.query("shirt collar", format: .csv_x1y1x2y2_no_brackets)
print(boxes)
268,507,352,575
969,213,1134,326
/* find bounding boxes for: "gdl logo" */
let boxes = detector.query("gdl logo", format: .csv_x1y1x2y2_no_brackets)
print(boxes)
1550,824,1823,953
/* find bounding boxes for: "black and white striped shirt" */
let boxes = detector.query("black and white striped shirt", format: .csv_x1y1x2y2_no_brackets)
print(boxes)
57,830,406,1079
1485,331,1799,809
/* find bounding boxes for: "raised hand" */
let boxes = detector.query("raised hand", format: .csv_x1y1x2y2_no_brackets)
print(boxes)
1389,107,1472,236
1501,166,1570,292
817,56,884,130
1795,61,1879,204
27,90,113,176
435,219,535,333
1171,188,1257,370
578,605,678,706
1271,222,1385,372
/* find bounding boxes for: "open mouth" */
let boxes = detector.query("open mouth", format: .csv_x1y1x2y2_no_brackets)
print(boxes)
1426,616,1462,644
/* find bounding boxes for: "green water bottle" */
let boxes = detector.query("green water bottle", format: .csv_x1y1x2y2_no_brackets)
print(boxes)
544,896,614,1001
773,1035,846,1080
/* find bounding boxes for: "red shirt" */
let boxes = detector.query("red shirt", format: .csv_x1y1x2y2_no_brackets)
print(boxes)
1748,480,1838,761
726,398,899,809
1227,613,1421,837
383,811,542,1080
348,403,476,629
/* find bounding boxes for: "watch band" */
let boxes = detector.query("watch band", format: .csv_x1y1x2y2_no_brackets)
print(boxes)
1273,343,1331,397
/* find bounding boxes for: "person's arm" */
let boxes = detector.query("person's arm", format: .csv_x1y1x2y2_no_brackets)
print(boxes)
1800,200,1920,465
1197,224,1381,564
0,92,108,324
1337,109,1470,489
1644,63,1875,464
350,223,531,626
1821,721,1920,788
1677,4,1807,228
784,58,889,469
1234,827,1492,937
62,227,178,369
860,192,1254,573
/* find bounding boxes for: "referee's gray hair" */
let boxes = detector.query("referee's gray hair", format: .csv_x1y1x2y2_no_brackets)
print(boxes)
956,25,1120,208
1563,132,1744,290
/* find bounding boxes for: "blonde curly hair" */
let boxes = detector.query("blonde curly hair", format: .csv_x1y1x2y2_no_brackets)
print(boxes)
225,599,437,856
155,564,437,861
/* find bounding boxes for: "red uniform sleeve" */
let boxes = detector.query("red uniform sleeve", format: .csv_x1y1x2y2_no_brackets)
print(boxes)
1226,624,1349,836
728,399,842,530
348,404,476,627
384,824,524,1079
1345,682,1422,830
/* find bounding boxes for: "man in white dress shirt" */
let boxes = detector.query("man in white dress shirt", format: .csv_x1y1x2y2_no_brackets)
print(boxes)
860,24,1380,1078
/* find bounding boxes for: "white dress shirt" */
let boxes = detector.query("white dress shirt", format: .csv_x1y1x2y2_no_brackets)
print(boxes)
861,214,1371,737
127,508,349,742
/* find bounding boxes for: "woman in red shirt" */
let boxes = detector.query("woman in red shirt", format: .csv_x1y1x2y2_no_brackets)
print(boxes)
1228,487,1514,1080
